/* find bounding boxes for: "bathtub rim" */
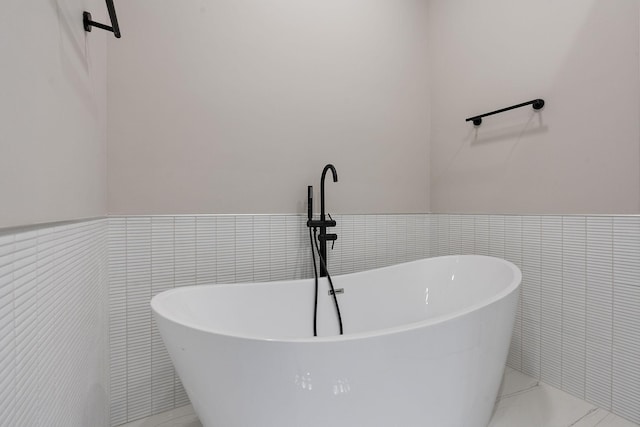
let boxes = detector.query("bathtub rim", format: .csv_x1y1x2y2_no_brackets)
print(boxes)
151,255,521,344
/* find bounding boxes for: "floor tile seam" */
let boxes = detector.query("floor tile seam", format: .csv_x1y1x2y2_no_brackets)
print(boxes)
498,382,541,400
568,407,601,426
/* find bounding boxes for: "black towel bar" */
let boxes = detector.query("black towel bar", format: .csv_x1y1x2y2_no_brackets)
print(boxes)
466,99,545,126
84,0,121,39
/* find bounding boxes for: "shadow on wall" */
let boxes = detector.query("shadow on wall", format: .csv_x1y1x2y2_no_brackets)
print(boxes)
51,0,102,118
433,112,548,192
471,114,548,146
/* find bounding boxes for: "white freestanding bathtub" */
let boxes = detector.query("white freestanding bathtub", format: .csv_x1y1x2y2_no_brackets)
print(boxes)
151,255,521,427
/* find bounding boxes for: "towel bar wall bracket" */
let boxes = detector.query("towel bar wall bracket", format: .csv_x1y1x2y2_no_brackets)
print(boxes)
84,0,121,39
467,99,545,126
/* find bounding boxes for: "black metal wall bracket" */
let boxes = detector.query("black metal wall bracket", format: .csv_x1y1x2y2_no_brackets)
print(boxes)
466,99,545,126
84,0,121,38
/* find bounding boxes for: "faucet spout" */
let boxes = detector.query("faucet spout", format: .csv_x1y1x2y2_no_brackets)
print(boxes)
317,164,338,277
320,164,338,221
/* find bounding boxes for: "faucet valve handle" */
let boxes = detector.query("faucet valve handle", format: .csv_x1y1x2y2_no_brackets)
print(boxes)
327,214,336,250
307,219,336,228
318,233,337,242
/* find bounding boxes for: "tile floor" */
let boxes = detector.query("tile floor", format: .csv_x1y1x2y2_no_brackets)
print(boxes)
122,368,639,427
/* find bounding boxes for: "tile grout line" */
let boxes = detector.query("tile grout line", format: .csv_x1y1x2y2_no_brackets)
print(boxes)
149,218,153,419
610,216,618,411
518,215,523,370
10,234,16,425
585,217,590,406
172,217,176,412
538,215,543,383
568,407,600,427
561,216,564,392
609,217,614,413
125,218,129,424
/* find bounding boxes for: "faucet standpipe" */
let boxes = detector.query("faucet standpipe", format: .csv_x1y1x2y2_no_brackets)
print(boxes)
307,164,338,277
307,165,343,336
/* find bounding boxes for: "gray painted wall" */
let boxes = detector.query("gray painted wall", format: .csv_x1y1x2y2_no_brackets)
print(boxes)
0,0,108,228
428,0,640,214
107,0,431,216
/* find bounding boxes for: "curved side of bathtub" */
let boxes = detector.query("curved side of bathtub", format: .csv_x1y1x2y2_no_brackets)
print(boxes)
152,265,519,427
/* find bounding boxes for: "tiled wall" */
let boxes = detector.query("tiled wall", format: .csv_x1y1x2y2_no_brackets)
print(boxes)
0,219,109,427
107,214,431,425
1,214,636,425
108,214,640,426
430,214,640,424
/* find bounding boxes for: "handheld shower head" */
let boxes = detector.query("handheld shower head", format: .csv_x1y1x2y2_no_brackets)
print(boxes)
307,185,313,221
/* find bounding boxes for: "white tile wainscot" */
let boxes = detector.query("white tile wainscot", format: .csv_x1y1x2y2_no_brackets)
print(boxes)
0,219,109,427
430,214,640,425
108,214,640,426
